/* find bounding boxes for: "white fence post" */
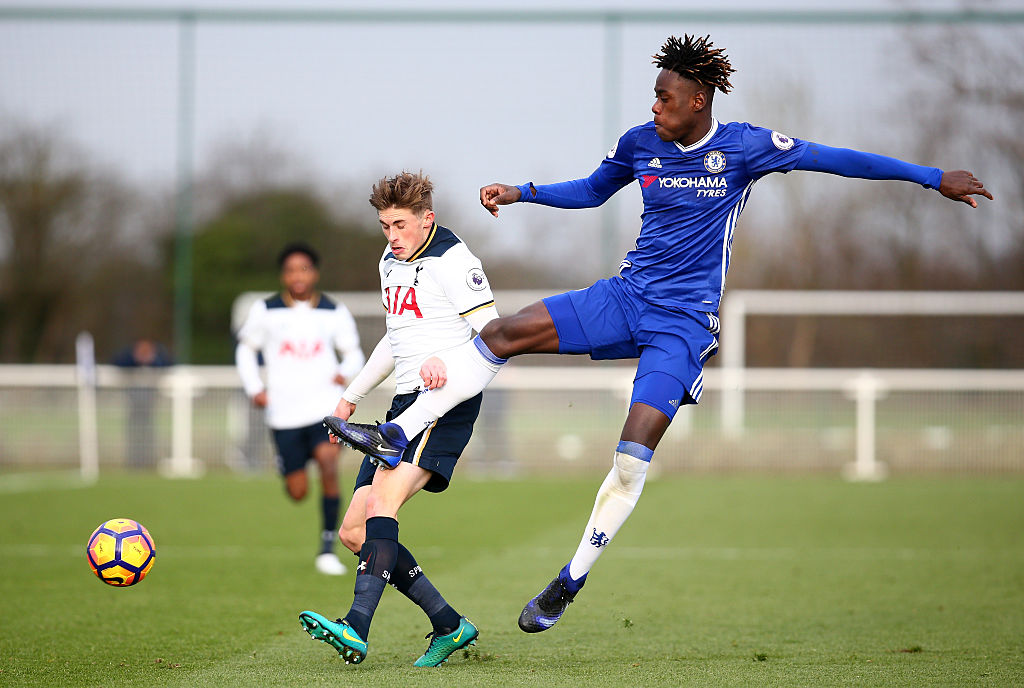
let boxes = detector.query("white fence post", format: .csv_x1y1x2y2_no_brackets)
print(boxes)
160,367,205,478
720,296,746,437
75,332,99,483
842,371,889,482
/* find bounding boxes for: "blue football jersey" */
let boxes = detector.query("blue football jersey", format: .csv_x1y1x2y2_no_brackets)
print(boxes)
525,119,808,312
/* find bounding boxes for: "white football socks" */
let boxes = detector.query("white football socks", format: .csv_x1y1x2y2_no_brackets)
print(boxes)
390,337,505,441
567,444,651,582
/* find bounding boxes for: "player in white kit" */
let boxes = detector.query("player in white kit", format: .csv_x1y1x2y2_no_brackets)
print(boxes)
235,242,365,575
299,172,495,667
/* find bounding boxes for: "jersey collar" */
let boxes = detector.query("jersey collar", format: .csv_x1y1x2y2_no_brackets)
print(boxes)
407,223,438,262
673,118,719,154
281,291,320,308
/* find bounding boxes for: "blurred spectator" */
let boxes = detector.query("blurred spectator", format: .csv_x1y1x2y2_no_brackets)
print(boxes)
112,338,174,469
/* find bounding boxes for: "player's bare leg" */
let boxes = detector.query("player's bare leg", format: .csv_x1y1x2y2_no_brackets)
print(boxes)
364,461,433,519
478,300,561,358
339,485,371,554
520,402,669,632
284,469,308,501
619,402,673,448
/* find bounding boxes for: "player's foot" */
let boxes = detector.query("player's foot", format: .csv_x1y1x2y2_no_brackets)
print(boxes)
314,552,347,576
298,611,367,664
518,576,579,633
323,417,408,469
412,617,479,667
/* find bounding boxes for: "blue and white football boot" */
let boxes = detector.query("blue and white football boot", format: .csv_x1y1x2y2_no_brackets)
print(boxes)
518,566,585,633
323,416,408,470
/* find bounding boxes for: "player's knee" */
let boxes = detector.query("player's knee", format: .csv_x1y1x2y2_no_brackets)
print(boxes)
339,524,364,553
284,475,307,501
481,308,543,358
612,451,650,495
363,491,398,520
479,318,513,357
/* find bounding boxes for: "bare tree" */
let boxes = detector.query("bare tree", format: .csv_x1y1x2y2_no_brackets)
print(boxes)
726,16,1023,369
0,121,156,362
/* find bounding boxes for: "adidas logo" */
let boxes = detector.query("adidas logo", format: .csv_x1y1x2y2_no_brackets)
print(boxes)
648,158,662,169
668,398,681,408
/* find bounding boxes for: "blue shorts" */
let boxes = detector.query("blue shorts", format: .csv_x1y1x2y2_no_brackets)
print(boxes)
542,277,720,419
353,391,483,494
271,422,334,476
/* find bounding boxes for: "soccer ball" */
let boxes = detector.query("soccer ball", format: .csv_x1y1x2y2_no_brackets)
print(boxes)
86,518,156,587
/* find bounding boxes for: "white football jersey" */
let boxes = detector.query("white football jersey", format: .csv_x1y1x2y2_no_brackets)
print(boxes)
381,224,495,393
236,293,364,429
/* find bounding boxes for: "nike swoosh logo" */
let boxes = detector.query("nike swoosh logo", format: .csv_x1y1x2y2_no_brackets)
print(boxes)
341,628,365,646
452,626,464,643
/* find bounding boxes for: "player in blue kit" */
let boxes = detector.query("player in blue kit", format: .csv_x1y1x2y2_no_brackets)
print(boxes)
329,34,993,633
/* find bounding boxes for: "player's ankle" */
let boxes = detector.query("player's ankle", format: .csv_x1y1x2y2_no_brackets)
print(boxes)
559,563,587,593
378,422,409,447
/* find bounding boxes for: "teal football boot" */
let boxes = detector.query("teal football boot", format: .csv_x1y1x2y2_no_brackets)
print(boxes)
299,611,368,665
412,617,479,667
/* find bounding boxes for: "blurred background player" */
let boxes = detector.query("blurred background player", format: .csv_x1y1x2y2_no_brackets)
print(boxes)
328,34,993,632
299,171,495,667
235,241,364,576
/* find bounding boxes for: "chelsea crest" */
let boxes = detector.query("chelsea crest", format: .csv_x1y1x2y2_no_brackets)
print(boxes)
704,150,726,173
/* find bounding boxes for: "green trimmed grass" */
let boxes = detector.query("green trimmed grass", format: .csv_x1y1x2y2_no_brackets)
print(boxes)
0,473,1021,686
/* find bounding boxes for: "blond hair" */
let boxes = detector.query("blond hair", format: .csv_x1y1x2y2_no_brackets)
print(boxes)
369,171,434,215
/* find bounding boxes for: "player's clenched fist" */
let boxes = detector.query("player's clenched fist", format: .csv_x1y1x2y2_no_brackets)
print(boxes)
419,356,448,389
479,183,522,217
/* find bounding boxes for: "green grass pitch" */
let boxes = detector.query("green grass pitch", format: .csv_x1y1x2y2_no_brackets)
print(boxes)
1,471,1022,686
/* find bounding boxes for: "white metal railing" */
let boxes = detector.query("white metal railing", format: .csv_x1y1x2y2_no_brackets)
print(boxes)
719,291,1024,437
236,289,1024,446
1,364,1022,480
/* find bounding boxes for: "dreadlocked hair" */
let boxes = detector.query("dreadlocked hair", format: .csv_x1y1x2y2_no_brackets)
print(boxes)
653,34,734,94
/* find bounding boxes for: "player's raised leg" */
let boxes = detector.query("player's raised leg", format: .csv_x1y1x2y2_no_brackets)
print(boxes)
326,302,560,463
520,400,670,632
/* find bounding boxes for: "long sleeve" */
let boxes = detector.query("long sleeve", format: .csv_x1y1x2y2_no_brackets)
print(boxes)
234,340,264,397
795,142,943,189
332,303,366,383
515,125,641,209
341,336,395,404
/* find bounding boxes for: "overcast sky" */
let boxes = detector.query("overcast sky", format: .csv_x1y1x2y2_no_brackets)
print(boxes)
1,0,1020,275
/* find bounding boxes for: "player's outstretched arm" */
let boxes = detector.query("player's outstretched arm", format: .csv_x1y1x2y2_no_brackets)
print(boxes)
938,170,994,208
480,183,522,217
795,144,993,208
